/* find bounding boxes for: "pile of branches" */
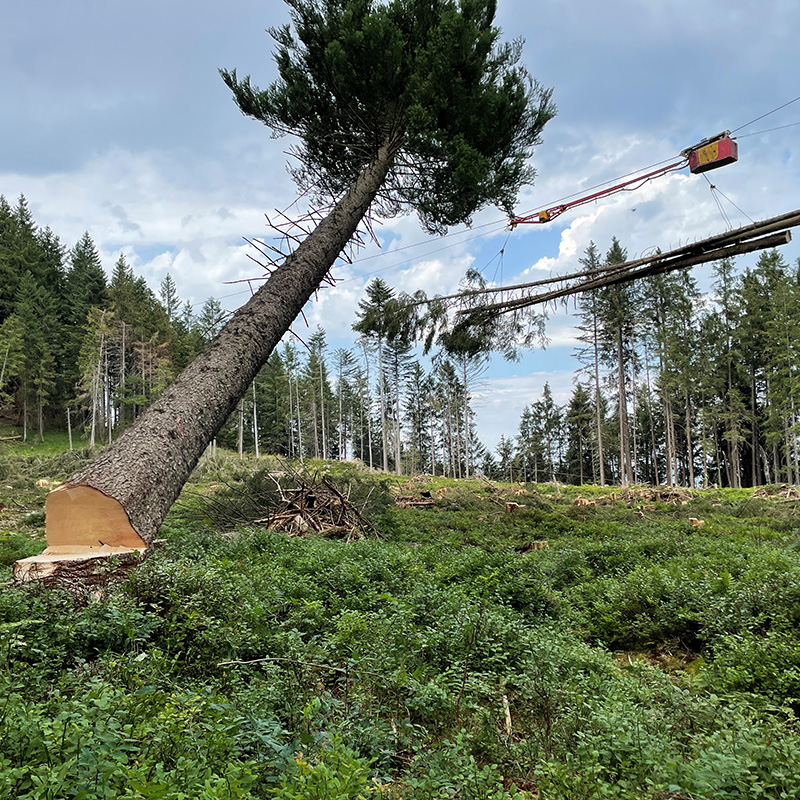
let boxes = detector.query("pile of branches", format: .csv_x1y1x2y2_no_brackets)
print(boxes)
188,463,379,541
617,487,694,505
752,484,800,500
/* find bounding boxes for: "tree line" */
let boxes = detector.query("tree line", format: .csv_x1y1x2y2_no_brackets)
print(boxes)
2,193,798,487
0,195,224,444
0,195,486,477
501,239,800,488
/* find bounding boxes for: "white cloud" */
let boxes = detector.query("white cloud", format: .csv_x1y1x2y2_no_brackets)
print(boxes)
473,367,577,451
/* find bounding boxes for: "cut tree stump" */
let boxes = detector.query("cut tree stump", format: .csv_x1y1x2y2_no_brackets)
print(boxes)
13,484,148,583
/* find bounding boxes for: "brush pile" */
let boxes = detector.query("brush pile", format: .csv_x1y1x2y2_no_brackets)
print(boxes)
253,474,375,540
617,487,694,505
188,463,380,541
752,484,800,500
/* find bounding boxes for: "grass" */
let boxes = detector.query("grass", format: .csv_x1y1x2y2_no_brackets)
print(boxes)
0,423,85,457
2,444,800,798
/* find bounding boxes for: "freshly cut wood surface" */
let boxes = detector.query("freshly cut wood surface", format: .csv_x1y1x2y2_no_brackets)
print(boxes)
45,484,147,549
12,485,149,584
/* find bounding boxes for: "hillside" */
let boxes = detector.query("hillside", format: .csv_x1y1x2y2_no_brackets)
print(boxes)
2,443,800,798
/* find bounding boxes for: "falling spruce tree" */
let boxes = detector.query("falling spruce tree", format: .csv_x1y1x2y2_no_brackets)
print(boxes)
39,0,555,560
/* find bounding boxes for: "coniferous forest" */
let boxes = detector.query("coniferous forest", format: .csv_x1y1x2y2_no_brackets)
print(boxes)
2,194,799,489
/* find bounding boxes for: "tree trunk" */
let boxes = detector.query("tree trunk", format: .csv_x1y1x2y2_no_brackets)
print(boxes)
252,382,260,459
0,341,10,391
237,400,244,459
462,360,471,479
644,349,659,485
591,297,605,485
616,328,632,485
311,396,320,458
295,375,304,465
105,342,112,445
684,390,694,488
44,140,397,551
38,396,44,443
377,337,388,472
287,374,294,457
319,360,327,460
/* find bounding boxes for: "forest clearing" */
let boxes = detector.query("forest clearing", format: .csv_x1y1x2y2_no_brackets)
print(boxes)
2,440,800,798
3,0,800,796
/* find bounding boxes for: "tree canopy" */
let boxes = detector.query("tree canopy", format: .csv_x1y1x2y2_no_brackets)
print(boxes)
221,0,555,233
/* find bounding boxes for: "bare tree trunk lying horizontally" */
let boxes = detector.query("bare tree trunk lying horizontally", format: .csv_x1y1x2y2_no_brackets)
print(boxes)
14,142,396,580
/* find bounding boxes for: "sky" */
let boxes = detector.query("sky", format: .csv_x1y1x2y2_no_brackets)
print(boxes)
2,0,799,451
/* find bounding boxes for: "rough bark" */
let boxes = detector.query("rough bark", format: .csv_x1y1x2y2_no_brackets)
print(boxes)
50,141,397,548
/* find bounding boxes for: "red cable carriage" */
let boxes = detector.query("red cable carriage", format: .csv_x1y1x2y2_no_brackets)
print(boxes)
510,131,739,227
684,131,739,174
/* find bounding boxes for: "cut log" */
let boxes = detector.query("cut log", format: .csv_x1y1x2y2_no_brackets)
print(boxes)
14,545,143,583
45,485,146,548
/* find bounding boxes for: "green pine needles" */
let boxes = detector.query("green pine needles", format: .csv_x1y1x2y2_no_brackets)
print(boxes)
220,0,555,234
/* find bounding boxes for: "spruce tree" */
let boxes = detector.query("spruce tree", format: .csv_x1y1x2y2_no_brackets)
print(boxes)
14,272,58,441
0,315,24,410
57,0,555,553
65,232,108,325
159,273,182,321
574,242,606,485
595,238,637,484
564,384,594,484
353,278,396,471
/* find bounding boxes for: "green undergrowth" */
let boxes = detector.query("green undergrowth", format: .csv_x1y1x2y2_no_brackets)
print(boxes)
2,455,800,797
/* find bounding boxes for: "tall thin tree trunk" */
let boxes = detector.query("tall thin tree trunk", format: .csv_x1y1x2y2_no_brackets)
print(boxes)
645,362,659,484
631,364,638,483
713,420,723,487
700,402,708,489
119,321,126,428
0,342,10,393
366,404,373,471
592,296,605,485
393,373,402,474
105,343,112,445
616,328,632,485
791,397,800,484
295,378,304,465
377,337,388,472
252,382,260,459
237,400,244,459
461,361,468,478
319,360,327,460
287,375,295,457
311,398,319,458
685,391,694,488
90,359,99,449
663,396,675,486
338,375,344,459
429,407,436,476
